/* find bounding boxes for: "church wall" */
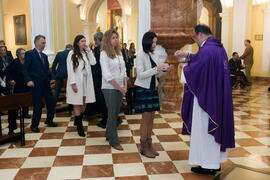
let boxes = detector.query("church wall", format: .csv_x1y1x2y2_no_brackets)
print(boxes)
126,0,138,46
51,0,67,52
66,0,83,45
250,3,270,77
2,0,32,55
96,0,108,33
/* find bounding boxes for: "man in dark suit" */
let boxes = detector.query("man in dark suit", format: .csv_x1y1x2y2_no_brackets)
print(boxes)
52,44,72,103
121,43,128,63
23,35,57,132
0,40,14,60
229,52,249,87
6,48,31,134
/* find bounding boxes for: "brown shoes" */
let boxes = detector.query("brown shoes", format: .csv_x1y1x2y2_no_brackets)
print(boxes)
112,145,124,151
140,139,155,158
147,138,159,156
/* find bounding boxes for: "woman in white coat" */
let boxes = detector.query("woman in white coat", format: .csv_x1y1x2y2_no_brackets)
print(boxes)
66,35,96,137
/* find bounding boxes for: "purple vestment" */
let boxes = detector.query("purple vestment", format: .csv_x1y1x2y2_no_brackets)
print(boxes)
181,37,235,152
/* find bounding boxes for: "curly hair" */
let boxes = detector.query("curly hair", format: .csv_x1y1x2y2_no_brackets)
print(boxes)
101,29,121,59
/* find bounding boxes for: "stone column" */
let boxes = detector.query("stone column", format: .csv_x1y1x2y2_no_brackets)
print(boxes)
232,0,249,55
138,0,150,52
122,15,128,43
220,7,230,53
0,0,4,40
262,2,270,72
151,0,196,112
30,0,55,63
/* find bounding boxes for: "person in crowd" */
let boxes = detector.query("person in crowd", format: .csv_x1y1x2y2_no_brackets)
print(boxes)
0,76,8,95
89,32,109,129
100,29,127,151
6,48,30,135
135,31,173,158
175,24,235,175
128,42,136,67
52,44,73,103
229,52,250,87
0,40,14,60
121,43,129,63
23,35,57,133
0,77,8,115
66,35,96,137
239,39,253,83
123,42,134,115
0,46,12,82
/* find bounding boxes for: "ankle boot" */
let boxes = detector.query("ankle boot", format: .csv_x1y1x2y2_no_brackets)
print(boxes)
75,115,85,137
140,139,155,158
147,138,159,156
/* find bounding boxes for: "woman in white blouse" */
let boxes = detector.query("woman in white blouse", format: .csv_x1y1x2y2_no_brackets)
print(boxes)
66,35,96,137
100,29,127,151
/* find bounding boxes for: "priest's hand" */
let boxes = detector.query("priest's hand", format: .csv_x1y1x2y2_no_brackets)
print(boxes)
174,50,188,58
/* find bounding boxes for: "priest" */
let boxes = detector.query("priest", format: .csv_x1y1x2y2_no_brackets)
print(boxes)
175,24,235,175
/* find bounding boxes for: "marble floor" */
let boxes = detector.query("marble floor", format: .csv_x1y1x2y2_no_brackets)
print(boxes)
0,79,269,180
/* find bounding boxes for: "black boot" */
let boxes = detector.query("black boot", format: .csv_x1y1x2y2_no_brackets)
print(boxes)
75,115,85,137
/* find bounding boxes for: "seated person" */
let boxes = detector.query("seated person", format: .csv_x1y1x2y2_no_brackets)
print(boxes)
229,52,250,87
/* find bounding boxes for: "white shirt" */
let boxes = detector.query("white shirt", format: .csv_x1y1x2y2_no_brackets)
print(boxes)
0,81,6,88
100,51,127,89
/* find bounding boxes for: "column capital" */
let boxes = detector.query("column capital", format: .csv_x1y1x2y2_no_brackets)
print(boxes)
82,21,98,28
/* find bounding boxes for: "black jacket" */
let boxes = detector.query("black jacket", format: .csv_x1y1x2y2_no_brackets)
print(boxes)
52,49,70,78
229,58,244,75
6,58,29,93
0,56,12,79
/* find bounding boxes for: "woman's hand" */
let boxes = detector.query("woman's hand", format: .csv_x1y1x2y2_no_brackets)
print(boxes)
9,80,16,85
120,87,126,96
84,45,91,53
157,63,169,71
72,84,78,93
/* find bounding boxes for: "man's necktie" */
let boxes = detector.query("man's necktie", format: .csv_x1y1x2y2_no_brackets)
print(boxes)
40,53,45,65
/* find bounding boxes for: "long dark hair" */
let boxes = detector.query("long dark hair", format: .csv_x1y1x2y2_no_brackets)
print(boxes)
71,35,89,72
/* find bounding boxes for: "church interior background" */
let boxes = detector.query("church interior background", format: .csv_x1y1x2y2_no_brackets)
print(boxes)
0,0,270,179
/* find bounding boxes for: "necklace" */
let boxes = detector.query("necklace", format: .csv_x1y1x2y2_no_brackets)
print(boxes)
117,56,122,73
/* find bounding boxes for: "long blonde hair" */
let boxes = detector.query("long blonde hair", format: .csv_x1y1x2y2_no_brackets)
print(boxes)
101,29,121,59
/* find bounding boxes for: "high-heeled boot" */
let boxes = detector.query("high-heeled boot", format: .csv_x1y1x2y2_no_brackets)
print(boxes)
75,115,85,137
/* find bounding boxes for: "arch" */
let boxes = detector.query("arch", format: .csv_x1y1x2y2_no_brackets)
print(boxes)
81,0,125,23
203,0,222,39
